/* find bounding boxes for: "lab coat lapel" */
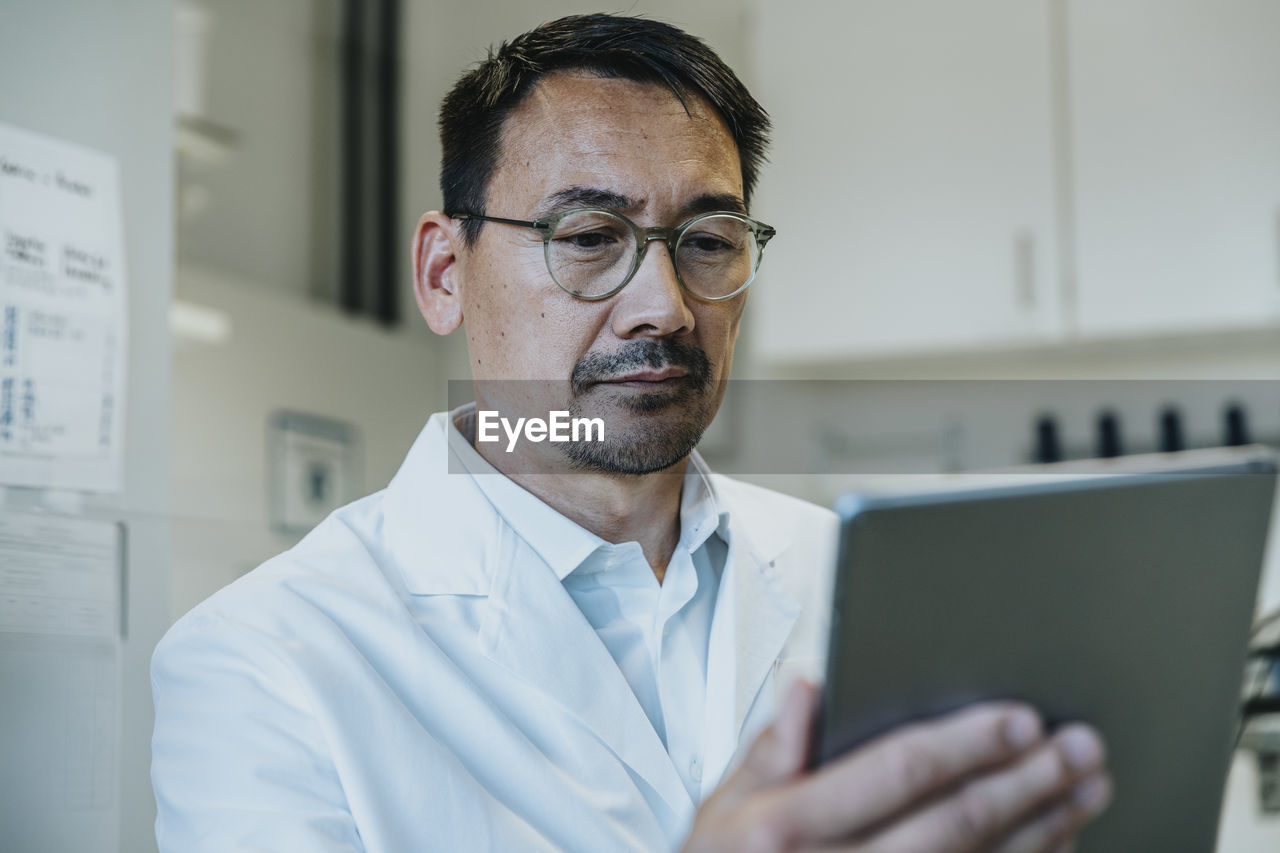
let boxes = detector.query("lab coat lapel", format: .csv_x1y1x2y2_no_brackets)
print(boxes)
702,528,801,792
479,524,694,817
384,414,497,596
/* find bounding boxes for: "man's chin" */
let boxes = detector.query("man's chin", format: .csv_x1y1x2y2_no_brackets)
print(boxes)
561,429,701,476
562,400,711,476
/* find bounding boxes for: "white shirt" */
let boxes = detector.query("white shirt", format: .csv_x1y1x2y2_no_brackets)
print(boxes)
151,409,839,852
452,406,727,801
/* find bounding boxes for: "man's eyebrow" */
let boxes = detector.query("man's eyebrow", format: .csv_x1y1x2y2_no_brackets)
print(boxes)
531,188,748,220
680,193,748,218
533,187,637,219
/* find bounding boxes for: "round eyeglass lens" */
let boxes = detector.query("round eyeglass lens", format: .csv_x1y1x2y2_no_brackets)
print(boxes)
674,213,761,299
546,210,636,298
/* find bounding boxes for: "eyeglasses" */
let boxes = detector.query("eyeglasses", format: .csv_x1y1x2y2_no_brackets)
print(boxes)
449,208,776,302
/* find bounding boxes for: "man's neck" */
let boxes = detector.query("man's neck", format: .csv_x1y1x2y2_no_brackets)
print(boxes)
473,436,687,585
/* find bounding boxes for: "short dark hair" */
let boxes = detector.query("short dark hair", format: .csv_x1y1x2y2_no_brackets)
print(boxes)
438,13,771,245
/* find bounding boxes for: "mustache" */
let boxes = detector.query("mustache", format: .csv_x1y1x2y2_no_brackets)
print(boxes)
570,339,712,395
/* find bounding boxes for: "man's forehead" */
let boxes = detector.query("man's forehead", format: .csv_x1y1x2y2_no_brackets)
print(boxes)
493,71,744,211
516,70,702,122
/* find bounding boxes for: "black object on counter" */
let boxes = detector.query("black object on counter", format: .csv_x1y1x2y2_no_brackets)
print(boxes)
1096,410,1124,458
1159,406,1185,453
1034,414,1062,464
1224,403,1250,447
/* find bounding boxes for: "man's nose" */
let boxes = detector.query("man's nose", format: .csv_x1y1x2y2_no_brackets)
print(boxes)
610,239,696,339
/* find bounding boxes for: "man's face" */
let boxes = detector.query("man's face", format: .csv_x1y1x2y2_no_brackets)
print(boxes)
456,72,748,474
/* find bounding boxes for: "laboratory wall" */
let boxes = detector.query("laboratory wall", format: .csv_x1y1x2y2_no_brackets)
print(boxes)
170,0,447,617
170,264,440,614
176,0,340,304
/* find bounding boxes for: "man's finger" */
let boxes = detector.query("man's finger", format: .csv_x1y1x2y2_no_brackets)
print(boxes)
849,740,1082,853
850,725,1108,853
990,772,1113,853
769,702,1044,844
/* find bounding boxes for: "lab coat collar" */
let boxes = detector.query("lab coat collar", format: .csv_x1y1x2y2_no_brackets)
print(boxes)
449,404,604,580
382,410,801,809
381,406,624,594
381,411,497,596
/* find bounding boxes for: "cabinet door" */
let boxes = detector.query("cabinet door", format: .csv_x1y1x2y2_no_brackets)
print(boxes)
749,0,1061,365
1068,0,1280,337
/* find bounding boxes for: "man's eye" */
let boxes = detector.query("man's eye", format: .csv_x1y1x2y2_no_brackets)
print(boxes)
557,231,617,250
683,234,734,253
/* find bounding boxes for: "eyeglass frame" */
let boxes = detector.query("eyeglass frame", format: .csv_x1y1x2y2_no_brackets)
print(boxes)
447,208,777,302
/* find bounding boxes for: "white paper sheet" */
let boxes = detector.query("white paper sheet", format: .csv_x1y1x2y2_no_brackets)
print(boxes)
0,122,127,492
0,511,121,638
0,512,121,849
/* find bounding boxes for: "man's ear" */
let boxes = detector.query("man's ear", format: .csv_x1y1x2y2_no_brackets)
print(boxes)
412,212,464,335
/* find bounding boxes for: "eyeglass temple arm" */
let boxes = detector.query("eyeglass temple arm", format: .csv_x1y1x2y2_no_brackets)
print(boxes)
449,212,544,229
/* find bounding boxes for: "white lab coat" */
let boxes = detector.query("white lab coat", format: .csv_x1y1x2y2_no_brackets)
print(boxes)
151,412,838,852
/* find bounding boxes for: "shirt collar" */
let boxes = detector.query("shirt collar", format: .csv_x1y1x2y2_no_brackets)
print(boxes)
448,402,729,581
677,449,730,556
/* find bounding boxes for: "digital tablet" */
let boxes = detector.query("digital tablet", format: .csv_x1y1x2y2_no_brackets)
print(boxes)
814,449,1277,852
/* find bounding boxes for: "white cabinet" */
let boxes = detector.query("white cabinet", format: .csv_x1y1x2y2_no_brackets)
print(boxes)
749,0,1280,366
750,0,1062,364
1067,0,1280,338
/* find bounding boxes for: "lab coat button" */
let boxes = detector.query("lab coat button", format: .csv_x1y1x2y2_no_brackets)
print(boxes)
689,757,702,782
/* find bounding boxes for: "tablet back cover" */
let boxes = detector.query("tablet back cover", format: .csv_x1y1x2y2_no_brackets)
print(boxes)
818,459,1275,851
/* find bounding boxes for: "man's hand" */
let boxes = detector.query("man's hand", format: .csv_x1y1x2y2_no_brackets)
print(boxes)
684,682,1112,853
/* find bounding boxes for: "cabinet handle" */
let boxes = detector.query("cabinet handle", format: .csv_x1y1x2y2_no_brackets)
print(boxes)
1014,231,1035,309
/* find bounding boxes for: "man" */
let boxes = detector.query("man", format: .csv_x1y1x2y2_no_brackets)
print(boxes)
152,14,1111,851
